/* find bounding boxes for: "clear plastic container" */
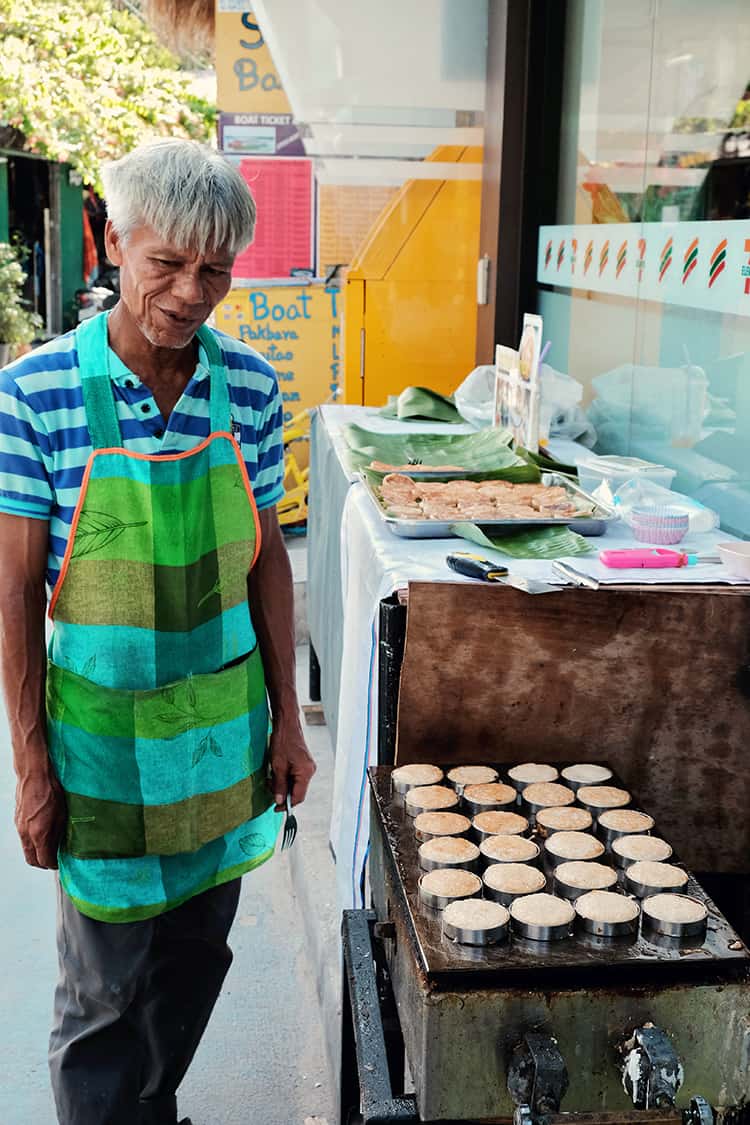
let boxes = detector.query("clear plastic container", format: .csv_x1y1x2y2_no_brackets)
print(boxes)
575,453,676,496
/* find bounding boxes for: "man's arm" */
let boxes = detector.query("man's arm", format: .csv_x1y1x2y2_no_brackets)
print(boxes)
248,506,316,808
0,513,65,868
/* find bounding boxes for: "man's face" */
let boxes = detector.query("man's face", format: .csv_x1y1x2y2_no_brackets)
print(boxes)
105,222,235,350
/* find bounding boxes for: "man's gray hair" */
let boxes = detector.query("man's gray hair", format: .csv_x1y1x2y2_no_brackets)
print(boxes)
102,139,256,256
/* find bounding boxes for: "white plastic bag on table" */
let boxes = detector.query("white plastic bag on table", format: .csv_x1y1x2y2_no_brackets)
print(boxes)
611,478,719,534
454,365,496,428
539,364,597,447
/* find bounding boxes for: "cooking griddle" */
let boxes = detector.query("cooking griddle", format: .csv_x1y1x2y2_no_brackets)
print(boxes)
369,766,750,991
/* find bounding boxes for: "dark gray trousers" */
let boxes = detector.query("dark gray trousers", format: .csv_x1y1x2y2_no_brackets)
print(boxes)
49,877,242,1125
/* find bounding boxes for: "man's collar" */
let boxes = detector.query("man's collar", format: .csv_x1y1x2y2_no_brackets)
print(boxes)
106,341,210,386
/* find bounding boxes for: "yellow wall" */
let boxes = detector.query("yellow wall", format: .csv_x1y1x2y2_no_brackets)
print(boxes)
343,146,482,405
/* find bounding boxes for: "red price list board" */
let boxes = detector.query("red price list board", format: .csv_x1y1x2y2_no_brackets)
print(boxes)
233,157,314,280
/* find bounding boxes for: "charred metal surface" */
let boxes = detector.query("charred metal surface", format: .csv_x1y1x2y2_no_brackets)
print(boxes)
621,1026,684,1109
369,768,749,990
367,769,750,1121
507,1034,569,1116
341,910,417,1122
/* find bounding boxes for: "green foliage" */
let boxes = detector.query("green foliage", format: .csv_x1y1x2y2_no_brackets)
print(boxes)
0,0,217,191
0,242,43,345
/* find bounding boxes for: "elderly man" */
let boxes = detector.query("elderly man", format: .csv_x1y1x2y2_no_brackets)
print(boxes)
0,139,315,1125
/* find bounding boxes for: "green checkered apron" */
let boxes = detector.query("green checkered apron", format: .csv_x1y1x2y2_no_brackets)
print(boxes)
46,312,279,923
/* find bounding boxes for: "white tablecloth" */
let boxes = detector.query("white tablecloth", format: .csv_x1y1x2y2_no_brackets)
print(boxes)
329,479,745,910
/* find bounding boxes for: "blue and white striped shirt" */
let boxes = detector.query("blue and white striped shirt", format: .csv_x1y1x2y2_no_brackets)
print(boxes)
0,326,285,589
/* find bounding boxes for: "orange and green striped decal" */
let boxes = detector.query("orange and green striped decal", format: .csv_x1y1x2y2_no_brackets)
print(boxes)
583,239,593,275
616,240,627,279
571,237,578,273
637,237,646,282
659,237,673,282
544,239,553,269
599,239,609,276
682,237,699,285
557,239,565,270
708,238,727,289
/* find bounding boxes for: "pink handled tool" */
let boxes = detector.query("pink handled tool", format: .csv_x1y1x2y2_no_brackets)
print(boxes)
599,548,719,569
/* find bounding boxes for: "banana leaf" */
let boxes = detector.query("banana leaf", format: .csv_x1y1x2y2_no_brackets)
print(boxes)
379,386,463,423
526,448,579,478
342,426,542,483
451,522,592,559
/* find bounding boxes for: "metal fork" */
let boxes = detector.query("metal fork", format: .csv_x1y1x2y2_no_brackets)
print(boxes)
281,793,298,850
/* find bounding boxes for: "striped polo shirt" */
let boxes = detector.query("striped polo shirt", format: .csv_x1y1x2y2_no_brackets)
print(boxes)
0,324,285,590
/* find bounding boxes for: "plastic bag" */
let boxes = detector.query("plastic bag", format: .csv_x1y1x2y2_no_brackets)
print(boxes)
454,365,496,428
609,478,719,534
539,364,597,447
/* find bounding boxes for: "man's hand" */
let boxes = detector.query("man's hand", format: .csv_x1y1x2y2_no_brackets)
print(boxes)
15,762,66,869
269,716,316,809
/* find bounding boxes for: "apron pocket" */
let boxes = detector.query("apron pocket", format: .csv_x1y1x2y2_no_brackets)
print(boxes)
47,648,273,858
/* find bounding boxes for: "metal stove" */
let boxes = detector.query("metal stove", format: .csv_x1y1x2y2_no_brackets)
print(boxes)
340,766,750,1125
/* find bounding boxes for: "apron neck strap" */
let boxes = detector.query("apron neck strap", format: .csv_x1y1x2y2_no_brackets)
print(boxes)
75,314,231,451
196,325,231,434
76,313,122,450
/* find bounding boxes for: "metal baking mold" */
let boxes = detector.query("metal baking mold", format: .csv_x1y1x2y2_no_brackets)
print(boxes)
417,872,482,912
419,842,481,874
553,862,618,900
479,836,541,868
414,813,472,843
509,895,575,942
641,894,709,941
624,865,689,899
574,893,641,938
442,905,510,947
543,833,605,868
611,836,673,869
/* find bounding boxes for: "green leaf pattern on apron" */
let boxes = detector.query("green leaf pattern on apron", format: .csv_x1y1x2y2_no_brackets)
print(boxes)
72,510,147,558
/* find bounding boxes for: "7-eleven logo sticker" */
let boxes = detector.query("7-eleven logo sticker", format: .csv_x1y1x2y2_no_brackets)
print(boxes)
659,237,673,282
544,240,553,270
743,238,750,294
708,239,727,289
557,240,565,271
636,237,646,283
682,237,699,285
599,240,610,277
583,240,593,275
616,240,627,279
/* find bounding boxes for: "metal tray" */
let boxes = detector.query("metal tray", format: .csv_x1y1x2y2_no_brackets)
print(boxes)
361,471,617,540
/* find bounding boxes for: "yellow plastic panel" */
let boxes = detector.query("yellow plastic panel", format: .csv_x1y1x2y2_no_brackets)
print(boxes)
347,181,441,281
360,281,477,405
343,279,365,405
388,178,481,283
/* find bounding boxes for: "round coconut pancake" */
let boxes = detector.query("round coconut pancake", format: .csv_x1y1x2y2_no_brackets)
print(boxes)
483,862,546,895
419,837,480,865
642,894,707,925
577,785,630,809
414,811,471,837
612,835,673,864
473,810,529,836
480,835,540,864
545,831,605,862
392,763,444,787
420,868,482,899
575,890,639,924
447,765,499,788
536,806,593,834
443,899,509,931
405,785,459,814
463,782,516,807
556,860,617,891
627,861,688,890
523,782,575,808
508,762,559,785
561,763,613,785
511,893,574,928
598,808,654,834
